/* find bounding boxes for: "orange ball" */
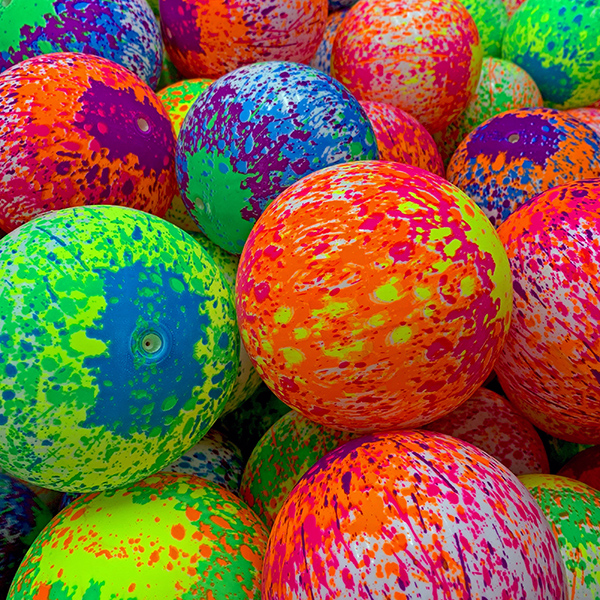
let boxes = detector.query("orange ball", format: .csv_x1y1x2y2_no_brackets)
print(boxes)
236,161,512,432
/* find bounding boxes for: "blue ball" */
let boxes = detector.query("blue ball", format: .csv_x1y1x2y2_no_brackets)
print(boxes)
176,60,379,254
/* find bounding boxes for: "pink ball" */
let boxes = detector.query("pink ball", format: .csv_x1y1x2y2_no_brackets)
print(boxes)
425,387,550,475
567,107,600,138
360,101,445,177
330,0,482,133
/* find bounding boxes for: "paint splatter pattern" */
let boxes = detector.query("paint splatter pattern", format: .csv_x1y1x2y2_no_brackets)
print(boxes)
0,206,239,492
567,107,600,138
177,61,378,254
496,178,600,444
502,0,600,108
160,0,327,79
447,107,600,227
520,474,600,600
0,0,162,87
189,232,263,415
309,9,348,75
157,79,213,232
8,473,268,599
162,428,244,493
240,410,357,528
360,100,445,177
433,56,543,165
0,53,177,233
330,0,483,133
425,387,549,476
236,161,512,432
262,430,567,599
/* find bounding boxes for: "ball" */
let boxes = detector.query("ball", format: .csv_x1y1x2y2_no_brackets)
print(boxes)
0,206,239,492
520,474,600,600
240,410,357,528
433,56,543,165
425,387,549,475
157,79,214,231
330,0,483,133
160,0,327,79
189,232,263,416
567,106,600,138
8,473,268,599
502,0,600,109
360,100,445,177
557,446,600,491
0,52,177,233
309,9,349,75
263,430,567,598
162,428,244,493
0,474,52,595
456,0,508,58
236,160,512,432
176,61,379,254
0,0,162,88
447,107,600,227
496,178,600,444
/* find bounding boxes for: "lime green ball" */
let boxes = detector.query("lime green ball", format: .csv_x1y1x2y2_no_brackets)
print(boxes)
502,0,600,108
456,0,508,58
0,206,239,492
520,474,600,599
9,473,268,599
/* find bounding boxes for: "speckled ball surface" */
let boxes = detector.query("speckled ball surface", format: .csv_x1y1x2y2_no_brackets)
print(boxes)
0,0,162,87
0,52,177,233
447,107,600,227
8,473,268,599
425,387,549,475
263,430,567,599
330,0,483,133
189,232,263,416
558,446,600,491
309,9,348,75
162,428,244,493
236,160,512,433
434,56,543,165
177,61,378,254
456,0,508,58
520,474,600,600
502,0,600,109
568,106,600,138
0,474,53,595
157,78,213,136
0,206,239,492
240,410,357,528
496,178,600,444
160,0,327,79
360,100,445,177
156,78,213,231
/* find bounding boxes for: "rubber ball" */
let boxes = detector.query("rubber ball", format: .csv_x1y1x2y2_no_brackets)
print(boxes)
0,52,177,233
263,430,567,599
496,178,600,444
331,0,483,133
236,160,512,432
8,473,268,599
447,107,600,227
160,0,327,79
0,206,239,492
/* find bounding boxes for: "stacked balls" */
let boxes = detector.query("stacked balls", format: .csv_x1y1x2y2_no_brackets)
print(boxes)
3,0,600,595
